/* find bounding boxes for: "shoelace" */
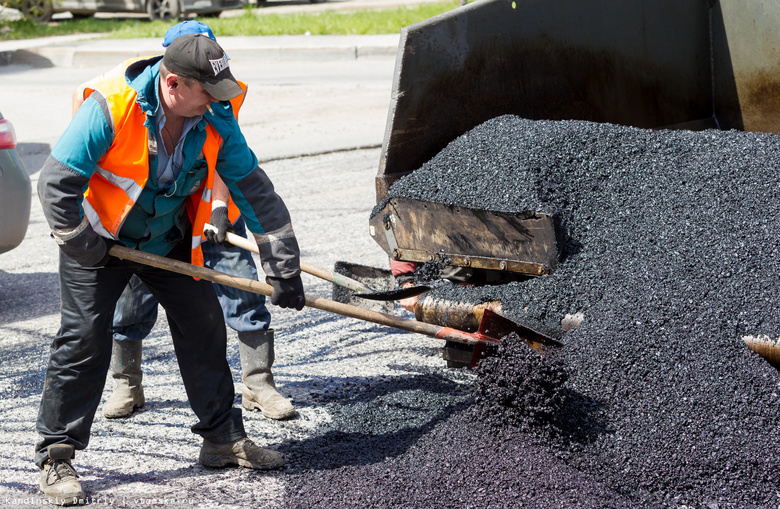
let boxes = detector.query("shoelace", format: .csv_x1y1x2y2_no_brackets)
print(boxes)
47,460,78,484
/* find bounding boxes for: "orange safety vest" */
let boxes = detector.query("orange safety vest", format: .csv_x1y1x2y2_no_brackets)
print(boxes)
82,64,246,267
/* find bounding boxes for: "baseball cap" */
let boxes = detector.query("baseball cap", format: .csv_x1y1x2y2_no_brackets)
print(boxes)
162,20,216,48
162,34,243,102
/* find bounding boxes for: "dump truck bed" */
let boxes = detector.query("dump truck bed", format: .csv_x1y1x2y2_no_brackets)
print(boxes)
370,0,780,276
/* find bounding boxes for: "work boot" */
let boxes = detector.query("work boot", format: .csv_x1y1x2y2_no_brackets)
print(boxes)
102,339,144,419
238,330,296,420
40,444,85,506
199,437,285,470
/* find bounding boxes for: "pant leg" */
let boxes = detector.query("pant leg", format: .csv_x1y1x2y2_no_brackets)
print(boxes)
112,274,159,342
34,251,132,468
202,217,272,333
136,242,245,443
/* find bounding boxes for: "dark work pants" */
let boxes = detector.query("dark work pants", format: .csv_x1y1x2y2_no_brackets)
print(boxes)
34,242,245,468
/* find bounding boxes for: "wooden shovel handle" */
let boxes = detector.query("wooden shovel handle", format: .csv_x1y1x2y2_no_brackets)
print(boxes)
108,245,495,347
205,225,372,293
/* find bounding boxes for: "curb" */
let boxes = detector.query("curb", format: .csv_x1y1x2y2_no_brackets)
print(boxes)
0,34,401,67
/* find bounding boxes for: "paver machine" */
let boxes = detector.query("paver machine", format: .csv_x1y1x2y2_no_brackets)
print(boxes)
369,0,780,366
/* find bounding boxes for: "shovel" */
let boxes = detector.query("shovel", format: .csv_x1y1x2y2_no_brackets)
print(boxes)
204,224,439,302
108,244,561,351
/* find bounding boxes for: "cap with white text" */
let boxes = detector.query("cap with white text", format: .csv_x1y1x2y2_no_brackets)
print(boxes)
162,33,242,102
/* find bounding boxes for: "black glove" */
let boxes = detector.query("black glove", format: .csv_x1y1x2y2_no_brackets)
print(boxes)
58,232,115,268
266,275,305,310
93,240,115,267
204,206,234,247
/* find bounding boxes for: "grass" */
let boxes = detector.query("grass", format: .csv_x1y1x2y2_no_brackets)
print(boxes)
0,1,460,40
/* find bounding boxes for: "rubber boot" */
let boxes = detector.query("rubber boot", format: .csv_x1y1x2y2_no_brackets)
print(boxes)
102,339,145,419
239,330,295,420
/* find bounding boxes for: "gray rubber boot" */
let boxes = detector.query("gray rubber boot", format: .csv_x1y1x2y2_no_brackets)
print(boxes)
102,339,145,419
239,330,295,420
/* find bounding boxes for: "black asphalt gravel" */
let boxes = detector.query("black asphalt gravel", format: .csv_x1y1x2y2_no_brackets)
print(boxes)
286,116,780,508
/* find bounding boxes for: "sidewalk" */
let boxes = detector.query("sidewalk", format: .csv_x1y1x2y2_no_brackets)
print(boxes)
0,33,401,67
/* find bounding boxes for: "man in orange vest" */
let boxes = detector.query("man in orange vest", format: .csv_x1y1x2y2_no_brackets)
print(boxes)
36,33,304,505
71,21,297,426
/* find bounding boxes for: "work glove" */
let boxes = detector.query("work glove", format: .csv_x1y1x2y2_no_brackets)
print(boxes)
93,240,116,267
204,206,234,247
57,231,115,268
266,275,306,310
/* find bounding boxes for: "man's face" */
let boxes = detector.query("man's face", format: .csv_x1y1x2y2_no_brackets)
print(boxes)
168,76,217,117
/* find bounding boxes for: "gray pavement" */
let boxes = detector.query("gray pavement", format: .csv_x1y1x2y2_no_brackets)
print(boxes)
2,54,397,161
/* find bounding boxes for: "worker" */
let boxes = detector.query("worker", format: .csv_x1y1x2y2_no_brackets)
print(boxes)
36,32,305,505
69,21,296,424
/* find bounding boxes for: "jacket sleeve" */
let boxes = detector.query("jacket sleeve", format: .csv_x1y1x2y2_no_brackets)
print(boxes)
231,165,300,279
38,97,114,265
210,111,300,279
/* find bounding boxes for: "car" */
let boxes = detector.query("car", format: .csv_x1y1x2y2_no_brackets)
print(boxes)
0,112,31,255
14,0,245,23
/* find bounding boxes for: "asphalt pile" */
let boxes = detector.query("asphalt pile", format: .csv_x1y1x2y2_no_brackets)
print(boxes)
473,333,569,432
285,115,780,508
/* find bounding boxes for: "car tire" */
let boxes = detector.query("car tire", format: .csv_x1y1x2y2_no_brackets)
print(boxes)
146,0,181,21
21,0,53,22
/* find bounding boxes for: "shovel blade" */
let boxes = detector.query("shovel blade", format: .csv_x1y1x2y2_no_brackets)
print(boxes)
353,279,453,301
332,261,394,313
476,309,562,351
